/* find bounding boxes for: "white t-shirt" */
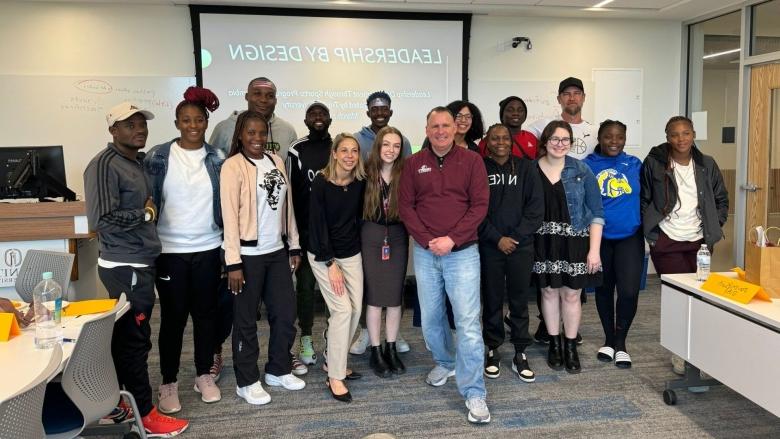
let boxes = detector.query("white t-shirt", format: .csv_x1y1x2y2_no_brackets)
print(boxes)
157,142,222,253
240,155,287,256
527,116,598,160
659,160,704,242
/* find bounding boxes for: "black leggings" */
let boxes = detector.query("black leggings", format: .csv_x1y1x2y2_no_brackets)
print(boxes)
595,230,644,351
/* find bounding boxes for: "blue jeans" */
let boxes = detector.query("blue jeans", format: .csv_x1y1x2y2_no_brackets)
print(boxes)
414,242,486,400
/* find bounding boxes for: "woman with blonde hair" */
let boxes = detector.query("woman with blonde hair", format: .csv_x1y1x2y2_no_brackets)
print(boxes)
308,132,366,402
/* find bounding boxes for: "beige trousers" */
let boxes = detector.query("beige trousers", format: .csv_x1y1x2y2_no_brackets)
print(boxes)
308,252,364,380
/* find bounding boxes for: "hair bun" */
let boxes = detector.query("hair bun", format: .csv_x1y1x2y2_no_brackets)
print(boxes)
183,86,220,113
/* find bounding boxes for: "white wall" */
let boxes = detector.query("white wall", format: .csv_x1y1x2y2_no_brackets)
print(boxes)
469,15,682,161
697,68,740,169
0,2,682,178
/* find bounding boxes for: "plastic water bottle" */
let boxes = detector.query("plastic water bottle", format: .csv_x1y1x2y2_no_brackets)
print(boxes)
696,244,711,282
32,272,63,349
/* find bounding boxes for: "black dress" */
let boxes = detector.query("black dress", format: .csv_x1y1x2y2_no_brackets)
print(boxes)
533,167,602,289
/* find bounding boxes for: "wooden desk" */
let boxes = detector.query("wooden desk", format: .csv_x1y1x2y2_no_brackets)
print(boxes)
660,273,780,416
0,201,101,300
0,302,129,402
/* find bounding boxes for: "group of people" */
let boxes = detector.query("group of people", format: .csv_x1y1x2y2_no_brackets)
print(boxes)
83,75,728,435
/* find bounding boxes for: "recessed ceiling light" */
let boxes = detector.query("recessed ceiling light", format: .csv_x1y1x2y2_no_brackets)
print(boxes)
593,0,615,7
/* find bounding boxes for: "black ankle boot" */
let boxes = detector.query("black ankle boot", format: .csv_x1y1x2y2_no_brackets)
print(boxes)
369,345,392,378
383,341,406,375
547,335,563,370
564,337,581,373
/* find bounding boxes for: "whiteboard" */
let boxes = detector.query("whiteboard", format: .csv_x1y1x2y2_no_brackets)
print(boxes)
469,80,595,128
592,68,643,148
0,75,196,196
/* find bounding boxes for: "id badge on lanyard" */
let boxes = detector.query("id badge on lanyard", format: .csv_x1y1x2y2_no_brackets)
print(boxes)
381,188,390,261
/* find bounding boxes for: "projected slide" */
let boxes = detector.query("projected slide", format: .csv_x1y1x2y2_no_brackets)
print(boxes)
196,11,466,147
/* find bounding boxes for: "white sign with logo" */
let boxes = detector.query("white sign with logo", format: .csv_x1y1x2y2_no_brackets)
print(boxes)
0,240,69,297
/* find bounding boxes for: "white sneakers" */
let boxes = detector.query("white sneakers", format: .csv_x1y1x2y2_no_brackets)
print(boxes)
236,374,305,406
349,327,370,355
236,381,271,405
265,373,306,390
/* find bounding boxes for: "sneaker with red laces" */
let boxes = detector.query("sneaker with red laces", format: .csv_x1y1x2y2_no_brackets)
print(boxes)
142,407,188,438
210,351,224,382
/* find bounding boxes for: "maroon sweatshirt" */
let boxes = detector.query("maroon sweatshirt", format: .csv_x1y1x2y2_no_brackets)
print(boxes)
399,145,489,250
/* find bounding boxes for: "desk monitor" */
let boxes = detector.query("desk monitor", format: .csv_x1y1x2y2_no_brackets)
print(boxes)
0,145,76,201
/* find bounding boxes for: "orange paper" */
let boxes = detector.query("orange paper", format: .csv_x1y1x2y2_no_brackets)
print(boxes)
62,299,117,317
0,312,22,341
701,273,772,304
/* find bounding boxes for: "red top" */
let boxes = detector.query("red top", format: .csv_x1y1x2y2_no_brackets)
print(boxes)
399,146,489,249
478,130,538,160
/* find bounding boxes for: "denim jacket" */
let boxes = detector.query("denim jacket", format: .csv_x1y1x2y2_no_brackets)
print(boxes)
559,155,605,232
144,139,226,228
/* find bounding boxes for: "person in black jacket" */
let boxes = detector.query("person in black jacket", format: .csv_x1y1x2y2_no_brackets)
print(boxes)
640,116,728,274
287,101,334,370
478,123,544,382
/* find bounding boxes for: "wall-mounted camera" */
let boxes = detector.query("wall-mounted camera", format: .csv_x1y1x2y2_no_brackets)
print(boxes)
512,37,532,50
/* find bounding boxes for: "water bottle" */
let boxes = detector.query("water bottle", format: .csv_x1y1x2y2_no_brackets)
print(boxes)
32,272,63,349
696,244,711,282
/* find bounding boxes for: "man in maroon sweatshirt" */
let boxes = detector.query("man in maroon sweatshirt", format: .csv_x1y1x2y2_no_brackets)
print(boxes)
399,106,491,424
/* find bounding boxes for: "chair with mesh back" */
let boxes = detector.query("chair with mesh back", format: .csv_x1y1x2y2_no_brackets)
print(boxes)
15,250,75,303
0,344,63,439
42,294,147,439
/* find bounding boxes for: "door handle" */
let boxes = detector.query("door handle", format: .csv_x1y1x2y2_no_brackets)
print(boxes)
741,183,762,192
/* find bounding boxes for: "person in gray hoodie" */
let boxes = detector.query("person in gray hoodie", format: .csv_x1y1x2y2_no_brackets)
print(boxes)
209,77,297,161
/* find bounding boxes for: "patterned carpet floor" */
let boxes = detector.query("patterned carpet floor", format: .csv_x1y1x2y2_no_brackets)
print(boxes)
140,277,780,438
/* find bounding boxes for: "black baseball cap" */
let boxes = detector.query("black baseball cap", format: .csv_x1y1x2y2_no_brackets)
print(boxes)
558,77,584,94
305,101,330,115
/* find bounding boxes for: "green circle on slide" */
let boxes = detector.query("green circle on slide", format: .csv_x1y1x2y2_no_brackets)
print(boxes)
201,49,212,68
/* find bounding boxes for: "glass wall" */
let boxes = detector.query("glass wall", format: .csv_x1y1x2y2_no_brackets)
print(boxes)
687,11,741,270
751,0,780,56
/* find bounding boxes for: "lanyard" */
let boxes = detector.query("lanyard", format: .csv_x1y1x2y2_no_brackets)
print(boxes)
379,177,390,245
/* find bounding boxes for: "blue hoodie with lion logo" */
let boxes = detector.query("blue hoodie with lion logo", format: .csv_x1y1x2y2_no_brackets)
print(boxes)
583,150,642,240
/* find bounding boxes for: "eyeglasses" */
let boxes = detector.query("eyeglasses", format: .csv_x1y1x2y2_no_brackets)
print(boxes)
455,113,473,121
548,137,572,146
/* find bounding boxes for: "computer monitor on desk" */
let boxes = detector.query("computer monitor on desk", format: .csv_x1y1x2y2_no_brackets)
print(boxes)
0,145,76,201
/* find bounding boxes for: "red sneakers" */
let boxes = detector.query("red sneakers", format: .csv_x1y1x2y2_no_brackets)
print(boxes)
142,406,189,438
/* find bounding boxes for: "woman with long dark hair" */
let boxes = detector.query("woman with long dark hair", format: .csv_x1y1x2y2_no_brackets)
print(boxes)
144,86,224,412
534,120,604,374
583,120,643,368
220,110,304,405
361,126,408,378
308,133,366,402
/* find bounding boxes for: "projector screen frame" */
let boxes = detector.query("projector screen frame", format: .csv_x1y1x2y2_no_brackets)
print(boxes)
189,5,471,101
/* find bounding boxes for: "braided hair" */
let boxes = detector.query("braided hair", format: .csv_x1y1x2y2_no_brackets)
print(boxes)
228,111,267,158
175,86,219,120
594,119,627,154
661,115,695,217
485,123,516,176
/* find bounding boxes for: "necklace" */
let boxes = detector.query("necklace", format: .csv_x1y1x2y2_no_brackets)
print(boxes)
673,161,695,187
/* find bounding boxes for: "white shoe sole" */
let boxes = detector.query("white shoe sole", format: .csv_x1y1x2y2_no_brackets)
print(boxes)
236,387,271,405
264,374,306,390
467,412,491,424
427,369,456,387
484,369,500,379
511,363,536,383
193,384,222,403
156,404,181,415
300,355,317,366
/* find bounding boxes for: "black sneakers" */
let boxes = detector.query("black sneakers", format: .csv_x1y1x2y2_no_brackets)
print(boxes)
534,322,551,344
484,349,501,379
512,352,536,383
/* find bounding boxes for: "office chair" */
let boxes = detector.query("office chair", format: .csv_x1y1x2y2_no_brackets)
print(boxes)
0,344,63,439
42,294,146,439
15,250,75,303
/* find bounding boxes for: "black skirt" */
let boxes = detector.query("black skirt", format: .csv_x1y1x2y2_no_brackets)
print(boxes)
361,221,408,307
533,169,602,290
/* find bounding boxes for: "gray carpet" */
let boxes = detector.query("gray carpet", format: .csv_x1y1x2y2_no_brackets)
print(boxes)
143,277,780,438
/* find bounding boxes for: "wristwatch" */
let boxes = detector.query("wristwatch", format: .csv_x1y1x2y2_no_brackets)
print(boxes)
325,258,335,267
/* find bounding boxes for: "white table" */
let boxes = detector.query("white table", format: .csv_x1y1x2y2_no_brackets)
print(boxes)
0,302,129,401
660,273,780,416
